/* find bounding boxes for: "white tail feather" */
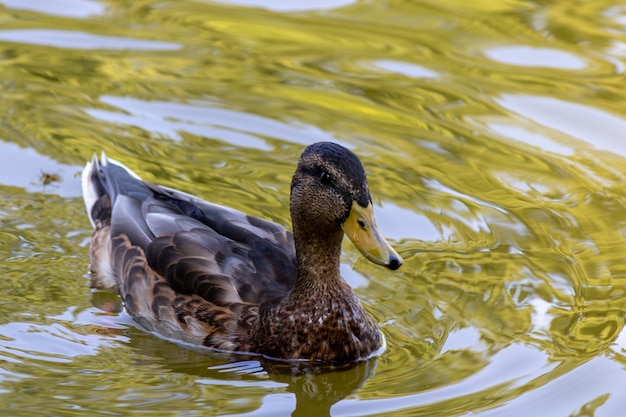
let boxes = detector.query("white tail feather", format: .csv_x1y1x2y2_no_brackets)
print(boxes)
81,153,144,227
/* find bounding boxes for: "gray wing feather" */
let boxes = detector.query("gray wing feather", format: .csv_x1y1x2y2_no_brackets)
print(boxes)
118,184,295,306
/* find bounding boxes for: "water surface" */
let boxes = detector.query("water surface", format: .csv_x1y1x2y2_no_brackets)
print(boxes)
1,0,626,416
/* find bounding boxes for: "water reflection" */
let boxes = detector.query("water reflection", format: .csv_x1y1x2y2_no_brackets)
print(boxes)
496,95,626,158
484,46,587,70
1,0,105,18
485,123,575,156
373,60,439,78
0,29,180,50
87,96,337,149
334,344,555,416
0,141,82,197
1,0,626,415
214,0,356,12
121,319,378,417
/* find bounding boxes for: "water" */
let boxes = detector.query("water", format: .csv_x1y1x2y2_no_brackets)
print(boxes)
1,0,626,415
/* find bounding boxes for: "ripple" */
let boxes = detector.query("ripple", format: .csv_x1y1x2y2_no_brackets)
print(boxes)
334,344,556,416
0,322,122,362
211,0,355,12
477,357,624,416
440,326,483,352
486,123,575,156
602,5,626,28
1,0,105,18
372,60,439,78
375,202,443,241
0,141,82,197
0,29,180,50
484,46,587,70
497,94,626,158
88,96,337,149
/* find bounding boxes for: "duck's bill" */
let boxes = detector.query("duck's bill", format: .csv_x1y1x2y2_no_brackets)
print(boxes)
342,201,403,270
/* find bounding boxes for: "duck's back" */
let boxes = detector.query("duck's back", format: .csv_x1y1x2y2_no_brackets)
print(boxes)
82,155,296,349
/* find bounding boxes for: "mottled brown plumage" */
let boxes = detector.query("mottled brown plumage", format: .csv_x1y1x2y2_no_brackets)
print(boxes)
82,142,402,363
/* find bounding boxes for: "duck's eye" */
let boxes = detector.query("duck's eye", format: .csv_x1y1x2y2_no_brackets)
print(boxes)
319,171,332,185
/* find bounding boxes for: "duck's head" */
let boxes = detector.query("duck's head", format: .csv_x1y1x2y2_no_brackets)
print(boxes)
290,142,403,270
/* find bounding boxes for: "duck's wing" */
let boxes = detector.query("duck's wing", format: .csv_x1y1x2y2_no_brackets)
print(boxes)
141,183,297,305
83,155,296,335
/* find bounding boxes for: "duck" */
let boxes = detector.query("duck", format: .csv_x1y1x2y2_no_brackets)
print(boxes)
82,142,403,363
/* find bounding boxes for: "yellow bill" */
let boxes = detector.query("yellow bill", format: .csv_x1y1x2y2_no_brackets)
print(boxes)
342,201,403,270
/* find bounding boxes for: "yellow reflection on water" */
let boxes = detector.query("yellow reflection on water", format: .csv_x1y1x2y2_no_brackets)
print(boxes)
0,0,626,415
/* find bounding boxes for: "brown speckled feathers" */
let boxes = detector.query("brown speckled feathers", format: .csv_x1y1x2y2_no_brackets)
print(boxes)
82,143,402,363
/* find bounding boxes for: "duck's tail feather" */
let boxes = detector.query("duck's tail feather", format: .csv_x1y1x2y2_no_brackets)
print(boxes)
81,154,101,228
82,153,150,291
81,152,146,227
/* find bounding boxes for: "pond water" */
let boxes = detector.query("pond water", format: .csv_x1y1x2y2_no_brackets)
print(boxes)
1,0,626,416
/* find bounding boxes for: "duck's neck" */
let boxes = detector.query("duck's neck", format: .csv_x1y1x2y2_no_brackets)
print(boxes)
290,227,348,299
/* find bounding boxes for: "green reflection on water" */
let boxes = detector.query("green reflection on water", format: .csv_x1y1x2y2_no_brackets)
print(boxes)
1,0,626,416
